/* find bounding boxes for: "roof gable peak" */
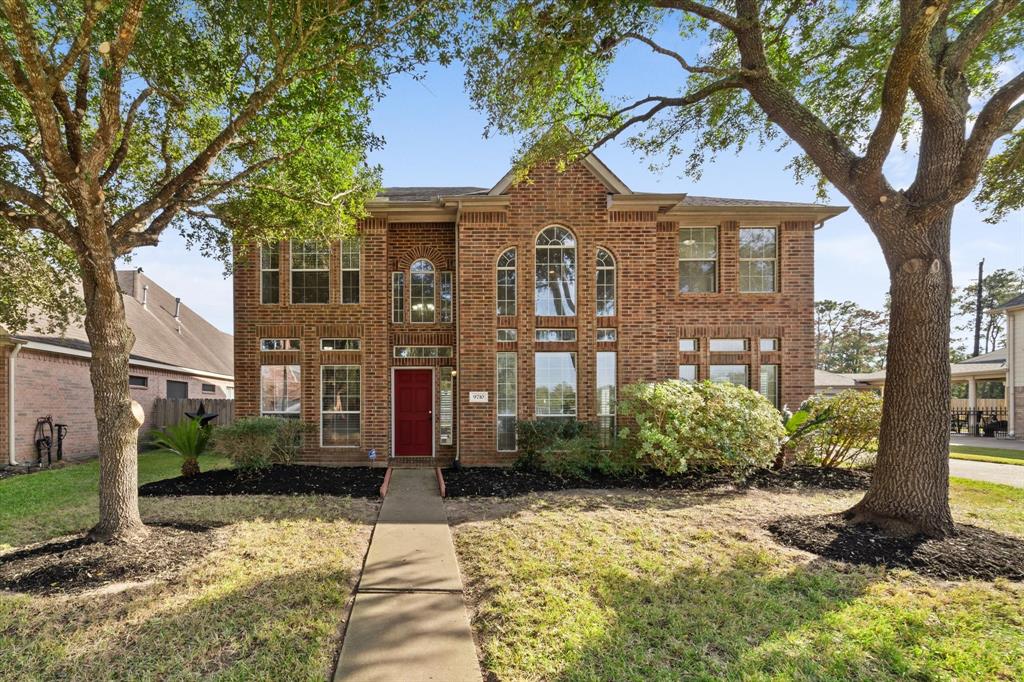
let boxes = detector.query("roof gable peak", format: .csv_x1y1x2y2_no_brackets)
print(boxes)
488,153,631,196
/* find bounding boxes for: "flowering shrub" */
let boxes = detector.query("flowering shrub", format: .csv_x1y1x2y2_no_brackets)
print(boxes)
618,380,784,474
794,390,882,468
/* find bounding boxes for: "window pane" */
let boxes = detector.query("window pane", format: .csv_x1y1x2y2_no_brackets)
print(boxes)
759,364,780,407
497,328,518,342
739,228,776,259
709,338,748,352
261,338,300,351
678,227,718,259
739,228,777,293
678,261,716,293
321,338,360,351
535,328,576,342
678,339,698,352
440,375,454,445
340,239,360,304
597,351,616,446
678,365,697,382
597,328,617,342
497,352,517,451
535,352,577,417
392,272,404,323
292,270,329,304
260,365,301,417
759,338,779,352
411,259,435,322
440,271,453,322
393,346,453,359
535,227,576,316
261,243,279,304
497,248,517,316
596,248,615,317
740,260,776,293
322,365,360,447
709,364,748,386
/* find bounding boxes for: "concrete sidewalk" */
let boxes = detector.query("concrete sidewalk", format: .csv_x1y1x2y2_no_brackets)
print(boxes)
949,458,1024,488
334,469,482,682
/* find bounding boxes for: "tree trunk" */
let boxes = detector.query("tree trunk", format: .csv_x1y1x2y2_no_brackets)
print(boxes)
845,213,955,538
81,255,148,543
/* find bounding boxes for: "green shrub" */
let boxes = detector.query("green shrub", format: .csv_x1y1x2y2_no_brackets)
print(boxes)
794,390,883,468
514,419,639,479
211,417,311,472
617,380,784,474
149,417,212,477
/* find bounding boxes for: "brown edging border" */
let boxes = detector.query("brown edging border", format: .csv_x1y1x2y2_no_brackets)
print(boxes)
435,467,446,498
379,467,393,498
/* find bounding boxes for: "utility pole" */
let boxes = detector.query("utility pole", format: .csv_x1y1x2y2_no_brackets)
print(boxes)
972,258,984,357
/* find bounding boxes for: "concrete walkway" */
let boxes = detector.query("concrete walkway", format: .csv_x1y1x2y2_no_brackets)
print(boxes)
949,458,1024,488
950,434,1024,451
335,469,482,682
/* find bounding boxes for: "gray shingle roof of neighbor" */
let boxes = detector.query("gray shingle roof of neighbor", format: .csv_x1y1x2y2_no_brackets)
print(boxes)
11,270,233,377
994,292,1024,310
378,187,488,201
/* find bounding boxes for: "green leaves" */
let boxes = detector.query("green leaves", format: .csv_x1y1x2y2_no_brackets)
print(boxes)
0,226,82,334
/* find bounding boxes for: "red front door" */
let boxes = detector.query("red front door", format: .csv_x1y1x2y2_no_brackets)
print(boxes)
395,369,433,456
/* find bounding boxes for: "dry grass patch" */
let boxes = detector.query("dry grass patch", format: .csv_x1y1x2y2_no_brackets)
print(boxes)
451,482,1024,681
1,495,377,680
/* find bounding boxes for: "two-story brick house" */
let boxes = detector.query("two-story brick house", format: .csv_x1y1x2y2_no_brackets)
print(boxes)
233,156,845,466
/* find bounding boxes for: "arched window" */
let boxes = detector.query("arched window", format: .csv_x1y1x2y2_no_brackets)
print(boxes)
535,226,576,317
497,248,517,316
411,258,435,323
596,248,615,316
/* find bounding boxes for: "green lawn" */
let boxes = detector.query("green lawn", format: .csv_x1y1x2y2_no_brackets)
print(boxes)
0,454,378,680
949,445,1024,466
451,479,1024,681
1,451,230,550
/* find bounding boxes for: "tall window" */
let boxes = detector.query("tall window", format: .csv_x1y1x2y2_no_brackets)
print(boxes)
678,365,697,382
535,352,577,417
392,272,405,323
261,365,300,418
340,238,360,304
678,227,717,292
739,227,778,292
411,258,436,323
497,248,516,316
759,364,780,407
497,352,517,451
321,365,360,446
535,226,577,316
440,271,453,322
291,240,329,304
597,351,616,445
710,364,749,387
260,243,279,304
440,374,454,445
596,248,616,316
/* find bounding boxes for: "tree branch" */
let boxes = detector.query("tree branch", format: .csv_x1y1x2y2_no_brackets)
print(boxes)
622,32,735,75
0,177,72,237
53,0,104,83
652,1,743,31
100,87,153,185
943,0,1022,74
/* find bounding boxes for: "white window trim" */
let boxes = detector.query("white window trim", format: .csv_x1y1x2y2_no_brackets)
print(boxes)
596,247,616,317
739,227,778,293
260,338,300,351
289,239,330,305
534,351,578,418
393,345,453,359
259,364,301,418
320,338,361,351
410,258,437,324
321,364,361,448
678,226,719,293
340,238,361,305
392,272,405,324
440,271,453,323
497,351,518,452
260,243,279,305
709,338,749,352
535,225,578,318
597,328,617,342
496,247,517,317
535,328,577,342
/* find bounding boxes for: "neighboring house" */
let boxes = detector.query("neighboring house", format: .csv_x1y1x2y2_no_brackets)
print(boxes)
814,369,873,396
1,269,234,466
234,156,846,466
997,293,1024,437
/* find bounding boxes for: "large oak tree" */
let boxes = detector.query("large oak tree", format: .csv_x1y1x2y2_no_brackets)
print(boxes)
464,0,1024,536
0,0,457,542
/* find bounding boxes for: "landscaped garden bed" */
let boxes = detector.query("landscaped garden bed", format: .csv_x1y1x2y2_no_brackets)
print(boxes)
442,464,870,498
139,464,384,498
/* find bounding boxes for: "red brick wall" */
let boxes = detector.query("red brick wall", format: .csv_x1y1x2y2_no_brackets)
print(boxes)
233,160,819,467
0,344,10,461
6,348,231,465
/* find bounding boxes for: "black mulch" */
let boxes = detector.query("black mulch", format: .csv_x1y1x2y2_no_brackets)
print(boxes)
139,464,384,498
441,465,871,498
0,523,223,595
766,514,1024,581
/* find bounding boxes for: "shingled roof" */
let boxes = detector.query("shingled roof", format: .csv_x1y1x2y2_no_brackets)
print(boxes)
11,270,233,378
378,187,487,201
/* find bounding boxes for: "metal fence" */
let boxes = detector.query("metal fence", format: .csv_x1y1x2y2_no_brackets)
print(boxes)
950,407,1008,437
151,398,236,429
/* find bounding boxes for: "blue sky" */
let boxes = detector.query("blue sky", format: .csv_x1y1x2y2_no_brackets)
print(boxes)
127,50,1024,339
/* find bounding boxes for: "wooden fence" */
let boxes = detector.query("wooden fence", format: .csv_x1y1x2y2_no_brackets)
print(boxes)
151,398,236,429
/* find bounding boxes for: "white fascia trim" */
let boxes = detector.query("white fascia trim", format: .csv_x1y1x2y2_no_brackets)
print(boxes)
17,339,234,382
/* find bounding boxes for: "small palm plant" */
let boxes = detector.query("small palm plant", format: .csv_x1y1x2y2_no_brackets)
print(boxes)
150,417,212,478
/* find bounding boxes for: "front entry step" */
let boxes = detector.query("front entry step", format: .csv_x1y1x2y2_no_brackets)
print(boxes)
390,455,455,469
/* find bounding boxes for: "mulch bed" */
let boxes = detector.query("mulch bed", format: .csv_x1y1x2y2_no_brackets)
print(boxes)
766,514,1024,581
0,523,223,595
442,465,871,498
139,464,385,497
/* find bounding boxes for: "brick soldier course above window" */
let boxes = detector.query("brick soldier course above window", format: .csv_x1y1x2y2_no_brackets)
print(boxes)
233,154,845,467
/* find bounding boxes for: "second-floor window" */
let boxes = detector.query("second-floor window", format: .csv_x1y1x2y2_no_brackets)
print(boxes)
678,227,717,293
291,240,329,304
260,243,279,304
340,238,360,304
739,227,778,292
411,259,436,322
536,226,576,316
596,248,616,316
497,248,516,316
440,271,453,322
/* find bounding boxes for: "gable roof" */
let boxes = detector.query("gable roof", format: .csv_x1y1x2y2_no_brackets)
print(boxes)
994,292,1024,311
9,270,233,379
378,187,487,202
488,153,631,196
